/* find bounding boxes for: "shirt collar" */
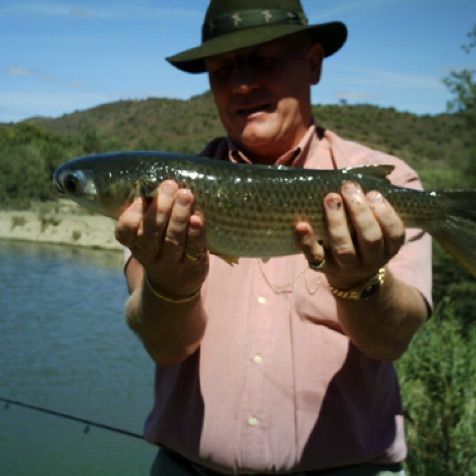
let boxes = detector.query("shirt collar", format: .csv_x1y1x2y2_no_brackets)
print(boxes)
226,123,319,168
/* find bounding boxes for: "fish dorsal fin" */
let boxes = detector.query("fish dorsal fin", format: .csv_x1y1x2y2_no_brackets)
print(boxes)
342,164,395,181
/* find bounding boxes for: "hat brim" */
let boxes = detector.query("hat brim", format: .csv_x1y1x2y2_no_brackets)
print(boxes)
167,21,347,74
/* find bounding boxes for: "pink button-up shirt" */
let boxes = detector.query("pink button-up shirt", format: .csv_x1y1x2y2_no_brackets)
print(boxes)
139,126,432,474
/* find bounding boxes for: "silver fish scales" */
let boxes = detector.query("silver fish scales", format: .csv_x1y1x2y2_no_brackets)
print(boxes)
53,151,476,276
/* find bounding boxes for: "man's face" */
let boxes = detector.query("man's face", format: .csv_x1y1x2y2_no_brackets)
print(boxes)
206,34,323,163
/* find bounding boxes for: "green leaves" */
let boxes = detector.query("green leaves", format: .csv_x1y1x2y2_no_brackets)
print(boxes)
397,302,476,475
443,69,476,114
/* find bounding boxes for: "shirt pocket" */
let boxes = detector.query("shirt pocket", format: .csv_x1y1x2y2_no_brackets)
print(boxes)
293,270,343,333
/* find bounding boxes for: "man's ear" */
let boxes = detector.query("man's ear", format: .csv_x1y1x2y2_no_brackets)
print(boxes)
308,43,324,85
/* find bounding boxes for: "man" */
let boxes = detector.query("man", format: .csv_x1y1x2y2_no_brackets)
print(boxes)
115,1,432,474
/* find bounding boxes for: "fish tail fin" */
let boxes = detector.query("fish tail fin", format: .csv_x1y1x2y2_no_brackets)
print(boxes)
432,191,476,277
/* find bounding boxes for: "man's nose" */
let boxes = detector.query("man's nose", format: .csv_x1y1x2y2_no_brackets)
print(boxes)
232,63,260,94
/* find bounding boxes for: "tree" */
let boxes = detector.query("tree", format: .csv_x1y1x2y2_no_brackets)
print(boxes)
443,24,476,113
443,69,476,113
442,24,476,185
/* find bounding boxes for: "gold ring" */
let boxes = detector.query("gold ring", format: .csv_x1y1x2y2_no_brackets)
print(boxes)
309,259,326,271
185,251,203,262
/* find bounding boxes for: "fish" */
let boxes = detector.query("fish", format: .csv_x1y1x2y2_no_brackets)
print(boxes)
53,151,476,276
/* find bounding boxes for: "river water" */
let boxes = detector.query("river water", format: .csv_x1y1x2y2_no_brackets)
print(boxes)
0,241,157,475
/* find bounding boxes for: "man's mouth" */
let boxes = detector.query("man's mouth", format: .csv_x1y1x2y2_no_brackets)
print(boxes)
236,104,271,115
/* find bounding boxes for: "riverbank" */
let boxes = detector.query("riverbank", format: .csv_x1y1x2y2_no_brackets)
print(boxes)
0,202,122,251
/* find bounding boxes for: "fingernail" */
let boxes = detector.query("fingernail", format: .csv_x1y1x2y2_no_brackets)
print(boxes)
326,196,342,211
189,215,202,231
368,191,384,206
343,182,364,204
176,190,192,206
160,182,176,197
343,181,362,196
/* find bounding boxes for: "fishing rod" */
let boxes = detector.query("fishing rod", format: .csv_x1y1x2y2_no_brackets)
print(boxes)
1,396,144,441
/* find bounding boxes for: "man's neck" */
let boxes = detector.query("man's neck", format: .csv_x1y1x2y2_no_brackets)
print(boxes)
228,123,316,166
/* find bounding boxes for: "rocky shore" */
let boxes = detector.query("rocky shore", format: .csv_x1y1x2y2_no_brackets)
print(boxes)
0,201,122,251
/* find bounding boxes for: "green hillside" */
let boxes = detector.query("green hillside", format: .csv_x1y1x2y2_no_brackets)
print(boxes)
25,92,474,187
1,91,474,207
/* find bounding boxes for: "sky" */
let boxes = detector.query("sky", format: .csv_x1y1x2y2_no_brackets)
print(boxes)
1,0,475,123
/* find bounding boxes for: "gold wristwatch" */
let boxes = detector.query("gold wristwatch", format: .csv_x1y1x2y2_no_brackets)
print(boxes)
329,268,386,300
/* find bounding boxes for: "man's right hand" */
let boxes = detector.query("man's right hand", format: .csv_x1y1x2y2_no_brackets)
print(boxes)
115,180,209,300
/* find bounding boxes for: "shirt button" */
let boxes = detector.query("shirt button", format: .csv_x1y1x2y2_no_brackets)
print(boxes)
253,355,263,364
257,296,266,305
248,417,259,426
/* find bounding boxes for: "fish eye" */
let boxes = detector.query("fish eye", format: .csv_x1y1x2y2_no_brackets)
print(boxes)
62,172,84,195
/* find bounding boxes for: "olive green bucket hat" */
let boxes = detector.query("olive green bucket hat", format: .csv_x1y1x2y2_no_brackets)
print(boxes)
166,0,347,74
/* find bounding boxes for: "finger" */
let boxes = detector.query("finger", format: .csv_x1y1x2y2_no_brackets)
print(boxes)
295,221,325,264
367,191,405,257
185,213,207,262
341,182,384,265
323,192,357,267
114,198,146,247
161,188,195,261
139,181,179,261
142,180,177,237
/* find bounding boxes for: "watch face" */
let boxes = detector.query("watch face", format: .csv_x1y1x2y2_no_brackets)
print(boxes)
360,281,381,299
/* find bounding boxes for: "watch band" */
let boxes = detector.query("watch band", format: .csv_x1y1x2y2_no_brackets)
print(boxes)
329,267,386,300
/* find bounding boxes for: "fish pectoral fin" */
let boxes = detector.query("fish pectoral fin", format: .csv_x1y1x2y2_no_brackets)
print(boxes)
211,252,240,266
126,181,142,205
145,187,160,199
129,180,157,205
343,164,395,181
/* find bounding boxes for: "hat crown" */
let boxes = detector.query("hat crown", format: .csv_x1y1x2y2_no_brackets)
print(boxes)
206,0,305,18
202,3,308,42
204,0,306,39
